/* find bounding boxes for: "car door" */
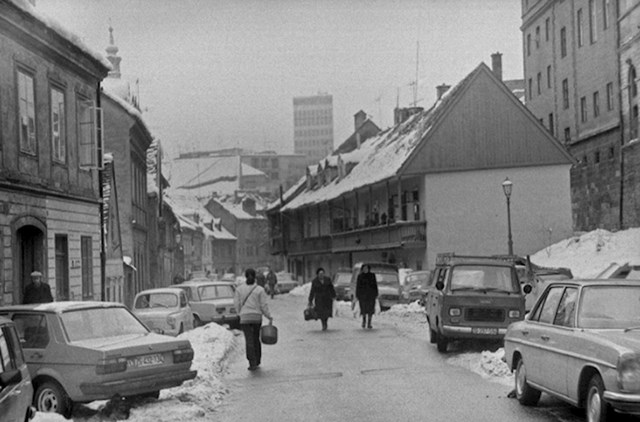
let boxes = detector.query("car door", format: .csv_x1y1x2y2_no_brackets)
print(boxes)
11,313,50,372
549,287,579,398
523,285,565,389
427,267,449,331
0,324,32,422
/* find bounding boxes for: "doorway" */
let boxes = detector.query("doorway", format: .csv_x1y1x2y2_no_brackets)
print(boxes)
17,225,45,304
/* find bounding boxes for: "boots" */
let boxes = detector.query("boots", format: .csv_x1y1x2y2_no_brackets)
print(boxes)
367,314,372,329
361,316,366,329
321,319,328,331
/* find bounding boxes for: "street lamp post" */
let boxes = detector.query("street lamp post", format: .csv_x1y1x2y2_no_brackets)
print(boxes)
502,178,514,255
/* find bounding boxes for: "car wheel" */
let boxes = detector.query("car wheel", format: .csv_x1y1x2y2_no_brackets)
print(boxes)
428,322,437,344
35,380,72,417
586,374,611,422
436,332,448,353
515,358,541,406
178,323,184,335
193,315,202,328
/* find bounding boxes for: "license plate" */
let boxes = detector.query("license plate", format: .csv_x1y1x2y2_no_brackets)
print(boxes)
472,327,498,335
127,353,164,368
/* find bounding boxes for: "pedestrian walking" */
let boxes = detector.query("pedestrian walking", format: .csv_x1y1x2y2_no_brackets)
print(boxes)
234,268,273,371
256,269,266,288
356,264,378,329
308,267,336,331
23,271,53,304
266,265,278,299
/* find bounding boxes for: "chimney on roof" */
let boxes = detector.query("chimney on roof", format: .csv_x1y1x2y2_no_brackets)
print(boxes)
491,52,503,81
354,110,367,131
436,84,451,100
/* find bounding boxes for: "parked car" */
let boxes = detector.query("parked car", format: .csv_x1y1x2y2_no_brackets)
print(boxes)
175,281,239,328
0,316,35,422
425,253,530,353
0,301,197,417
401,270,432,305
505,279,640,422
333,268,352,301
132,288,194,336
349,262,400,310
275,272,299,294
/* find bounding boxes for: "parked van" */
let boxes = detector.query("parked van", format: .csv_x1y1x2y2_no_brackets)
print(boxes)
349,262,400,310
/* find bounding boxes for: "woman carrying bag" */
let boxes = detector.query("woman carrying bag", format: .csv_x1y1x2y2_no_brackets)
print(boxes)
308,267,336,331
234,268,273,371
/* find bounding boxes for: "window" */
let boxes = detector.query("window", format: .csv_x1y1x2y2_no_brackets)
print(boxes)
594,150,600,163
55,235,69,301
589,0,597,43
564,127,571,142
545,18,550,41
527,33,531,56
547,65,552,89
581,96,588,122
548,113,554,135
553,288,578,327
537,72,542,95
531,286,563,324
78,99,103,169
606,82,614,111
603,0,610,29
535,26,540,48
562,79,570,109
12,314,49,349
50,87,66,163
528,78,533,100
593,91,600,117
631,65,638,99
609,146,615,159
577,9,584,47
560,27,567,58
81,236,93,299
17,70,36,154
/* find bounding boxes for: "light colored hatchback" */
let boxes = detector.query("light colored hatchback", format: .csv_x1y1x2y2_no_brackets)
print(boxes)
175,280,239,328
132,288,194,336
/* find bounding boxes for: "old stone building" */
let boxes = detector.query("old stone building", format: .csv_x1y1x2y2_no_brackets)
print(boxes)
0,1,110,304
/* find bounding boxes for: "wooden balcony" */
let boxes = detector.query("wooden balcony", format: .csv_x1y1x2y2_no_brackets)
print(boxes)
331,220,426,253
286,235,332,256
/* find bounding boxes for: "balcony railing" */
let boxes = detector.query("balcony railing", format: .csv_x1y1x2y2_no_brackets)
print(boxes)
286,235,332,256
331,220,426,253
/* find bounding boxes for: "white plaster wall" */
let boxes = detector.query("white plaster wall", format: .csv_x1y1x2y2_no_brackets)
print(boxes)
424,165,573,268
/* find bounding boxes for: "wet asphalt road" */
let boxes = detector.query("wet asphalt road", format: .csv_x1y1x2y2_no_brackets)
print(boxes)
214,293,635,422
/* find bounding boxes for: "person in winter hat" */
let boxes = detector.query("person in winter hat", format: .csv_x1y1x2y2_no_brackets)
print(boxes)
234,268,273,371
308,267,336,331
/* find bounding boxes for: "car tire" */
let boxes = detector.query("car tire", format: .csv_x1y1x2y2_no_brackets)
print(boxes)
586,374,611,422
35,380,72,418
436,332,448,353
428,323,437,344
515,358,541,406
193,315,202,328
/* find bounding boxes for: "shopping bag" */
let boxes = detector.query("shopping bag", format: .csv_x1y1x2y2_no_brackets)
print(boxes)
351,300,361,318
304,307,317,321
260,321,278,345
375,298,382,314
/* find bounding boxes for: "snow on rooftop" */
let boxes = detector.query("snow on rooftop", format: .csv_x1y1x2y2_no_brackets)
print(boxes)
9,0,112,70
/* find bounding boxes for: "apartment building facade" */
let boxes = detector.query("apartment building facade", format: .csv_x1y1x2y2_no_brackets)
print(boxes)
293,94,334,166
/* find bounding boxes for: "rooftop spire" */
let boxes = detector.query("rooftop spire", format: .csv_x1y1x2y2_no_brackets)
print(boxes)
105,23,122,78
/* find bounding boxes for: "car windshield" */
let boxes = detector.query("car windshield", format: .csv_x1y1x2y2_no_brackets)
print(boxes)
199,285,234,300
334,273,351,286
134,293,178,309
376,273,399,286
61,307,148,342
450,265,517,292
578,285,640,329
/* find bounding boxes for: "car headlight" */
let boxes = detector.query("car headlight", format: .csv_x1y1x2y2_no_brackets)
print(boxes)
618,353,640,392
508,310,521,319
449,307,461,317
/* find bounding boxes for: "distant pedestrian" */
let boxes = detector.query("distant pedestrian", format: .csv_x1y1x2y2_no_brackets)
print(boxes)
266,265,278,299
356,264,378,329
234,268,273,371
308,268,336,331
256,269,266,288
23,271,53,304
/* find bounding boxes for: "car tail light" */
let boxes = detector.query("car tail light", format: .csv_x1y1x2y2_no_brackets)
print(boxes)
449,307,461,317
173,348,194,363
618,353,640,392
96,357,127,374
508,310,521,319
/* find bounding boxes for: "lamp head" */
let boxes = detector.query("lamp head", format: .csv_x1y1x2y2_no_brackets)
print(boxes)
502,177,513,198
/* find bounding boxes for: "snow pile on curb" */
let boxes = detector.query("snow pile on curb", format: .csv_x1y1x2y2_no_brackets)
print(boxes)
446,348,513,387
384,301,425,315
289,282,311,297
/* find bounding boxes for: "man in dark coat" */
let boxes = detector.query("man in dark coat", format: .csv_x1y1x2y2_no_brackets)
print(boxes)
266,265,278,299
308,267,336,331
23,271,53,304
356,264,378,329
256,270,266,288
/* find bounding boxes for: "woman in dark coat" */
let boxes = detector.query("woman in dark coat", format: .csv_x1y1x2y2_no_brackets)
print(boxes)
308,267,336,331
356,264,378,329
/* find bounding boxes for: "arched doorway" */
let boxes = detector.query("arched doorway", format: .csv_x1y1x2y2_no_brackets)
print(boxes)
16,225,45,304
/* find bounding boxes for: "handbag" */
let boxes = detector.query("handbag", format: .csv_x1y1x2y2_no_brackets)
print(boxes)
260,321,278,345
303,306,317,321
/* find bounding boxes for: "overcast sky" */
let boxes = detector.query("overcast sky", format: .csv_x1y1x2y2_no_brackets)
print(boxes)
37,0,523,159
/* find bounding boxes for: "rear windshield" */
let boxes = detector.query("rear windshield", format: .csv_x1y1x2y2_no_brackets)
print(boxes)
450,265,517,292
134,293,178,309
334,273,351,286
377,273,399,286
199,284,235,300
61,308,148,342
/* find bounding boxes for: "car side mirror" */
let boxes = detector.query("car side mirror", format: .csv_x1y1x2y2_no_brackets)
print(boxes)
435,281,444,291
0,369,22,388
523,284,533,294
